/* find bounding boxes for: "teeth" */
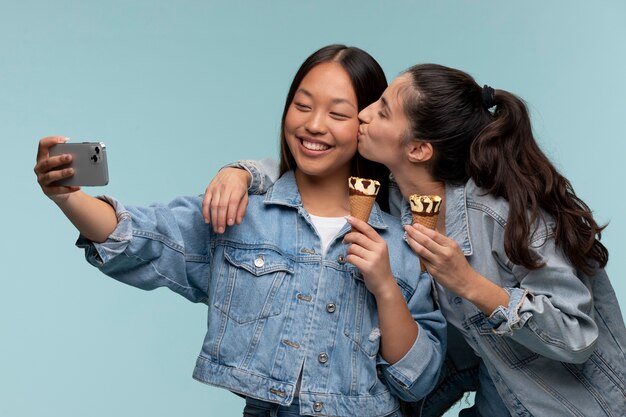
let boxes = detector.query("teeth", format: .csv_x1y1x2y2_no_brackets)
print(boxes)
302,140,330,151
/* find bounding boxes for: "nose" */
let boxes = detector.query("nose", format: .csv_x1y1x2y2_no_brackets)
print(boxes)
358,104,373,124
304,110,327,134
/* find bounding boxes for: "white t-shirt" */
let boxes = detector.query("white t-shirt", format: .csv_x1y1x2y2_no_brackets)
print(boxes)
309,214,347,255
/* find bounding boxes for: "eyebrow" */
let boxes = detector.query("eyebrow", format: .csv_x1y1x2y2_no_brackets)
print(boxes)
296,88,356,109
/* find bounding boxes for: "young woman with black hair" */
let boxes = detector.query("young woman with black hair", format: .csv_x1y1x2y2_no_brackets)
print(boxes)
34,46,446,417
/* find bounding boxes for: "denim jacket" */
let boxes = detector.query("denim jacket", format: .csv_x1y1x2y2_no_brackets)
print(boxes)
77,171,446,417
238,159,626,417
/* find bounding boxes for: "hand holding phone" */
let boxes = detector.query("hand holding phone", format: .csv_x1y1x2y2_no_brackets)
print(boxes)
48,142,109,186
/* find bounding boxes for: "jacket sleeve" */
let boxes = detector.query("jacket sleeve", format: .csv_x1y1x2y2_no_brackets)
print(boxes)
377,274,447,401
76,195,212,304
224,158,280,195
487,231,599,364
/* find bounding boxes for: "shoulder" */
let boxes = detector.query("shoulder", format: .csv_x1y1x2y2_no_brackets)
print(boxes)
463,179,510,227
463,180,555,244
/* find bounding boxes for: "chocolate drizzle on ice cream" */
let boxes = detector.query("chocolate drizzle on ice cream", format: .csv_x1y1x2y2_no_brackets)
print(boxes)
349,176,381,196
409,195,442,216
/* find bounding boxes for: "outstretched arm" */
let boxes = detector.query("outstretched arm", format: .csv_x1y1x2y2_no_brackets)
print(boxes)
34,136,118,243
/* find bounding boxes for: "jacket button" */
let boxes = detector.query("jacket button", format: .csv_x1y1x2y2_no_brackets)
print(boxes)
337,255,346,264
254,256,264,268
318,352,328,363
313,401,323,412
326,303,336,313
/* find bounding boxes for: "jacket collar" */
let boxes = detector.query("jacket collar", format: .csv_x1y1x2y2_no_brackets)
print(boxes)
445,182,473,256
399,181,473,256
264,171,389,230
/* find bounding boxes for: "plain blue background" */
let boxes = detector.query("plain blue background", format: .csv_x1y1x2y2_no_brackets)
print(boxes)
2,1,625,416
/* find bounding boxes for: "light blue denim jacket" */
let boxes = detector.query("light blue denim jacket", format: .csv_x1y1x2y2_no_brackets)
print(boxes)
77,171,446,417
237,159,626,417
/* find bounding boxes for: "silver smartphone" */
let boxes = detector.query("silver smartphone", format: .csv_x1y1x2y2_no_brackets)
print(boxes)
49,142,109,186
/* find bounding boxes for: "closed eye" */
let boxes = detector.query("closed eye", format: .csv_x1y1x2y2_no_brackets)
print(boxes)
330,112,350,120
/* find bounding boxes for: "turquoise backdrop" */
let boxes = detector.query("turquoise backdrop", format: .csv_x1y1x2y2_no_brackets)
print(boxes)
2,1,625,416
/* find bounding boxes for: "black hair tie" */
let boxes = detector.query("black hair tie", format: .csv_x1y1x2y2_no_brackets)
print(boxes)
482,85,496,109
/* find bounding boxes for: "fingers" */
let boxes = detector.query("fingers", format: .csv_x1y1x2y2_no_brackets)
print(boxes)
209,190,227,233
345,216,382,242
202,168,251,232
411,223,449,245
34,153,73,177
38,166,75,186
236,193,249,224
345,241,370,260
404,224,444,254
202,189,212,224
209,187,244,233
405,232,434,265
343,229,377,251
36,136,68,162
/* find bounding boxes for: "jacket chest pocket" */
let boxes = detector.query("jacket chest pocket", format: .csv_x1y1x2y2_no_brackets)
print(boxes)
213,247,294,324
343,271,380,358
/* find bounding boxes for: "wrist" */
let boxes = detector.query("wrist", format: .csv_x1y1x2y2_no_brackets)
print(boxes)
373,276,402,303
460,269,510,315
50,192,72,205
234,167,252,187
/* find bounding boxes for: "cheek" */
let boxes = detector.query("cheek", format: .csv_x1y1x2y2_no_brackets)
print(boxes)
284,108,297,133
336,120,360,146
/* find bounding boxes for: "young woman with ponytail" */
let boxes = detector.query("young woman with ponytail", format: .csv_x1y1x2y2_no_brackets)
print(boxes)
203,63,626,417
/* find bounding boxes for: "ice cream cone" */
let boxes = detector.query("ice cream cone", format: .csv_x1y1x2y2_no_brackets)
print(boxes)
348,177,380,231
409,194,442,272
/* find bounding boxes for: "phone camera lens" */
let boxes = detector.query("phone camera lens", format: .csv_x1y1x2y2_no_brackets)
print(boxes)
91,155,99,162
95,146,100,154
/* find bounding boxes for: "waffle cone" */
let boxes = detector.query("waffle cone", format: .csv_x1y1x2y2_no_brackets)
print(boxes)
350,195,376,231
412,212,439,272
411,212,438,230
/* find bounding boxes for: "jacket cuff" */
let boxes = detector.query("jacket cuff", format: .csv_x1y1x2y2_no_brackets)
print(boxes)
378,323,435,390
223,160,265,194
75,196,133,266
487,287,532,335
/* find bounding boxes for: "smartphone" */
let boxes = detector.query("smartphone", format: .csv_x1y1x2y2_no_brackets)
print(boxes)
49,142,109,186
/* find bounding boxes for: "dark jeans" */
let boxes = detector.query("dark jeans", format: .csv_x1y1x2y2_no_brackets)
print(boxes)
401,326,511,417
243,397,302,417
243,397,403,417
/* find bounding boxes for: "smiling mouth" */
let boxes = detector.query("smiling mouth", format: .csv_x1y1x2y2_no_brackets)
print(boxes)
301,139,331,151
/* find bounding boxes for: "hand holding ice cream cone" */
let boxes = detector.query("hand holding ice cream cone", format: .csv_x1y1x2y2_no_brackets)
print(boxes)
409,194,442,272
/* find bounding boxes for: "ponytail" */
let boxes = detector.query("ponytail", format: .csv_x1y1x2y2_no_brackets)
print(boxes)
469,90,608,274
404,64,608,275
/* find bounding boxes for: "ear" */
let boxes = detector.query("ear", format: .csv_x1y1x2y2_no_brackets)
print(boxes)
406,141,433,163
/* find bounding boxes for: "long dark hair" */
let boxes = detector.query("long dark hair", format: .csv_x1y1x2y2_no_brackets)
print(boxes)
278,44,390,211
402,63,608,274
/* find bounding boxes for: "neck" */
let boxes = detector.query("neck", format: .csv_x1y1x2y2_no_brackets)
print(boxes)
294,168,351,217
